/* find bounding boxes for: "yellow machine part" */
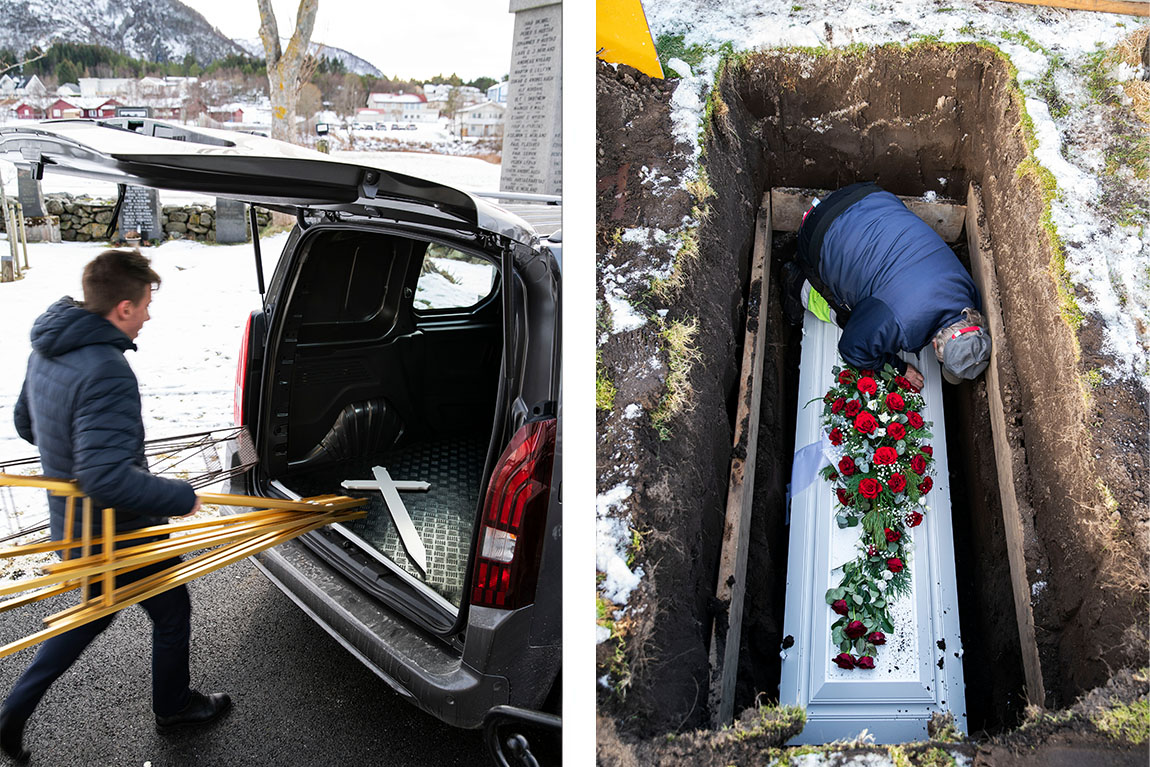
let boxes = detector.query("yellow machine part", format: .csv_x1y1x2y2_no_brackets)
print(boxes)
596,0,664,79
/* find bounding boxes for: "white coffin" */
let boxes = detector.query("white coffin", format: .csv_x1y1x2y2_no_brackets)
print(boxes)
780,313,967,744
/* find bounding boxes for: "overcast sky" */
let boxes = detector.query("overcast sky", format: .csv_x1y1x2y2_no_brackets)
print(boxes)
180,0,515,82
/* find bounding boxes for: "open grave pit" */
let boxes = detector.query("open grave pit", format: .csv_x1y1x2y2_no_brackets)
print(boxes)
596,43,1149,746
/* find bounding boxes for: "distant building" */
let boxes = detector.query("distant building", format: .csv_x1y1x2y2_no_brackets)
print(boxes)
486,80,509,104
57,83,81,98
0,74,46,97
210,104,245,123
365,92,432,122
457,85,483,107
78,78,133,97
46,97,121,119
14,101,41,119
457,101,505,138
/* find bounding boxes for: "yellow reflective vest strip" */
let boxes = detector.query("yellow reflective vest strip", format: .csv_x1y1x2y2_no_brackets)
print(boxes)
807,286,833,324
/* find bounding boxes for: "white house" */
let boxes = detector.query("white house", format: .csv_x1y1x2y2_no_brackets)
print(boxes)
486,80,509,104
0,74,46,97
365,92,432,122
78,78,134,97
457,100,504,138
457,85,483,107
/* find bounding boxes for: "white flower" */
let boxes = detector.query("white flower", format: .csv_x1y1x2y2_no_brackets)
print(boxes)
918,496,927,506
879,412,891,423
882,570,895,580
875,579,886,591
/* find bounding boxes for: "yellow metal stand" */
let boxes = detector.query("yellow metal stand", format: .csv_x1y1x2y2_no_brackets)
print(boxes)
596,0,664,79
0,472,366,659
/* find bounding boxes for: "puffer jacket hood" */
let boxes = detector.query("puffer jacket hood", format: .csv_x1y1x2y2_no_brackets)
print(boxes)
30,297,135,359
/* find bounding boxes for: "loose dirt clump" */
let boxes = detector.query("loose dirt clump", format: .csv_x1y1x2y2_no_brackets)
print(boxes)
597,38,1148,758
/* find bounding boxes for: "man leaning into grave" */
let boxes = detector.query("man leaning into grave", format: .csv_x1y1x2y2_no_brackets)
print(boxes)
782,181,991,388
0,250,230,764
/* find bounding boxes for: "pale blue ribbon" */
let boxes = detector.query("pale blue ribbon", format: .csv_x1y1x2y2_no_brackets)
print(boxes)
790,437,831,497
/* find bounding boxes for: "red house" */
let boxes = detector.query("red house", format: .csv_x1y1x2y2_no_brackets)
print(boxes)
14,102,40,119
45,97,121,120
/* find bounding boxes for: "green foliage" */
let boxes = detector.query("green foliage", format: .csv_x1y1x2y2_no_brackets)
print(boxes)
917,746,959,767
654,33,710,74
1036,54,1070,120
1090,699,1149,743
1000,30,1048,55
650,317,700,440
468,76,498,92
596,351,618,412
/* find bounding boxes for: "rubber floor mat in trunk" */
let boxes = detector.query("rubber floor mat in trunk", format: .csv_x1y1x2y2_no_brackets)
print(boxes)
283,435,488,605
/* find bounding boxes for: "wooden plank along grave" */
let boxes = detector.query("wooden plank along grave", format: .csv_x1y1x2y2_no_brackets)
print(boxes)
777,190,967,742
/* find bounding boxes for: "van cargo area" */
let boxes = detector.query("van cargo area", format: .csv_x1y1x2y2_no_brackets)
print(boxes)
259,226,502,608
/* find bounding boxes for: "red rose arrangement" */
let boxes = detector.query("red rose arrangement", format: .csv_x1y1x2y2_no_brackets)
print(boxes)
817,362,936,671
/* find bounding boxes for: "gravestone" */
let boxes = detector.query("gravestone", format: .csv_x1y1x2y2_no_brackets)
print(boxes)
499,0,562,196
118,185,161,241
215,198,248,244
16,168,46,218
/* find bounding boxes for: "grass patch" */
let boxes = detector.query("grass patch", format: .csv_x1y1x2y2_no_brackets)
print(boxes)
650,317,701,440
651,227,699,302
597,351,618,411
915,746,958,767
1000,30,1048,56
654,34,733,78
1090,699,1150,743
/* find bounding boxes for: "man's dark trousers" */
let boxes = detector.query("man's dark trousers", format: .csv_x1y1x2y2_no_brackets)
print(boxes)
3,556,192,721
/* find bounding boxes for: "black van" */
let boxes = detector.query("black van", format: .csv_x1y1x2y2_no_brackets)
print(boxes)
0,119,562,752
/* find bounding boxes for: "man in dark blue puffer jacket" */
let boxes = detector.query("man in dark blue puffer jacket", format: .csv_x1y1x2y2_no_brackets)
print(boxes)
0,250,230,764
782,182,991,389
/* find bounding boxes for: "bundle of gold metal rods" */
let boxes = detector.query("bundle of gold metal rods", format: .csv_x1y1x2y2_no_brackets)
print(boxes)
0,472,366,660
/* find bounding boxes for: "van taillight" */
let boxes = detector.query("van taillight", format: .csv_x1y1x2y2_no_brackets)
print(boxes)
233,313,252,426
470,418,556,610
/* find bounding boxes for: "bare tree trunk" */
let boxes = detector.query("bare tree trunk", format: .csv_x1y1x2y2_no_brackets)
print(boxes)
257,0,318,143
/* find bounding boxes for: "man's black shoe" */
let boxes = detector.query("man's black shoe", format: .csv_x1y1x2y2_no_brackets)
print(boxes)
0,708,30,765
782,261,806,326
155,691,231,730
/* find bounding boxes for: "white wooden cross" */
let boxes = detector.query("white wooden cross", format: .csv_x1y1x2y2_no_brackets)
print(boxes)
340,466,429,573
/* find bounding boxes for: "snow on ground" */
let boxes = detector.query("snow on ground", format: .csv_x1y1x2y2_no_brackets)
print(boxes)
0,151,500,539
641,0,1149,390
597,0,1149,613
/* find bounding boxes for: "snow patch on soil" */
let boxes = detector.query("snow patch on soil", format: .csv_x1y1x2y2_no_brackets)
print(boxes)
597,483,644,609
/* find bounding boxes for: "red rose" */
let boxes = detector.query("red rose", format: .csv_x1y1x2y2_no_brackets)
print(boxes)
831,397,845,414
833,653,856,670
836,488,854,507
888,473,907,493
907,411,924,429
856,655,876,670
884,527,901,543
885,392,905,411
894,376,911,390
838,370,854,385
905,511,924,527
828,470,839,481
866,544,877,556
860,369,876,378
921,445,933,456
844,399,861,417
829,428,843,446
887,557,904,573
919,476,933,495
831,599,849,616
824,392,834,402
910,454,927,475
868,631,886,645
887,422,906,441
858,478,882,499
838,456,856,477
857,377,877,396
846,620,867,639
854,412,878,435
874,446,898,465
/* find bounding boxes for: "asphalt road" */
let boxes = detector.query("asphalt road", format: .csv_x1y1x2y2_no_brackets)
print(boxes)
0,559,489,767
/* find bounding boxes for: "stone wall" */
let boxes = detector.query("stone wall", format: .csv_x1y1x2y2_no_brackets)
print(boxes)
0,194,272,243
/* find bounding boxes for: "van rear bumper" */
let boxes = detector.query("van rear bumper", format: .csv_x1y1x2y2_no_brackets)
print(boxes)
248,532,509,728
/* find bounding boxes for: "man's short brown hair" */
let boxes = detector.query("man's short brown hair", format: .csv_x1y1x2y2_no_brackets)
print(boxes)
82,249,161,317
